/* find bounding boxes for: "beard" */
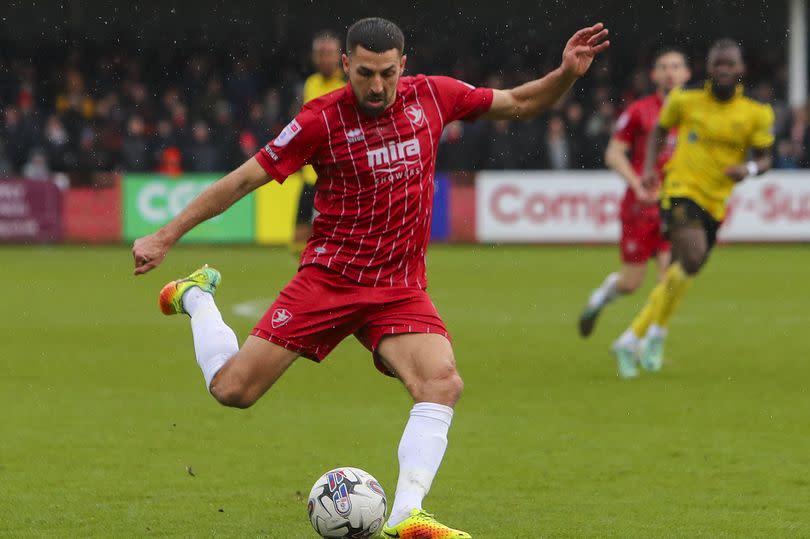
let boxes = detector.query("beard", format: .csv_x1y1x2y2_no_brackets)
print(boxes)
357,91,390,118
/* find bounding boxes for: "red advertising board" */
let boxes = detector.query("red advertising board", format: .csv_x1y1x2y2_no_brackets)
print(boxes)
63,180,122,243
0,179,63,243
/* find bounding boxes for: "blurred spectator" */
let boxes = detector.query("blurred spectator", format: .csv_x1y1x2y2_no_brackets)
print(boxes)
544,115,573,170
44,115,78,171
226,59,259,118
150,119,179,168
775,139,802,169
158,147,183,177
184,120,222,172
22,148,51,180
121,115,150,171
3,106,28,169
237,131,259,164
0,142,13,175
484,121,521,169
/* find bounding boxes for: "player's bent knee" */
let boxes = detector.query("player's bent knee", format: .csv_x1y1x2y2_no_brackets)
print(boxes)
416,365,464,405
680,252,706,276
210,377,259,409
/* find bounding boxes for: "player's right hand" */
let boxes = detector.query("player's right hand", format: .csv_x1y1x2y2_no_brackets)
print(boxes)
132,233,170,275
635,171,658,205
633,183,657,205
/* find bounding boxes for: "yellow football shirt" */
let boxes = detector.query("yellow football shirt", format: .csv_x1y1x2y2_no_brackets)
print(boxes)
299,72,345,185
303,72,345,104
659,82,775,221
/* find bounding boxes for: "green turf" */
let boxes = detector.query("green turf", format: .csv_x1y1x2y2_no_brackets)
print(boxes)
2,244,809,538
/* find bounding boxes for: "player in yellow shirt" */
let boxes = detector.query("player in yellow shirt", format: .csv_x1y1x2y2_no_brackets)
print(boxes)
611,39,775,378
292,31,346,253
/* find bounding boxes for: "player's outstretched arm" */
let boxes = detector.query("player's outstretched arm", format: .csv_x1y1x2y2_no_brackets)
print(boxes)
132,157,270,275
482,23,610,121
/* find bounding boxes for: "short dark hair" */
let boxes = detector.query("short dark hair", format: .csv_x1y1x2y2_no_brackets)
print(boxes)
346,17,405,55
709,38,742,56
313,30,341,45
653,47,689,66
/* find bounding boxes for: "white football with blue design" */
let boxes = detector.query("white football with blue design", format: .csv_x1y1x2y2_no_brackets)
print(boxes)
307,467,387,538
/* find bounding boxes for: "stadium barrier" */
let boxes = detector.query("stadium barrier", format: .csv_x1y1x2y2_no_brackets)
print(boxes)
1,171,808,245
0,179,63,243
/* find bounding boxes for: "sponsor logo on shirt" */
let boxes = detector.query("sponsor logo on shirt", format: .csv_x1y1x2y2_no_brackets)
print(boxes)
263,144,280,161
404,105,425,127
367,139,421,183
273,119,302,147
345,128,365,144
271,308,293,328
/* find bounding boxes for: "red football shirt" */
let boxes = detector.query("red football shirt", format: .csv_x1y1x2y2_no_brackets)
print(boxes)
255,75,493,288
613,93,677,220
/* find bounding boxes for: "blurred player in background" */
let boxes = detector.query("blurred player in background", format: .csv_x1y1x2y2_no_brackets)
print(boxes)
291,31,346,255
611,39,774,378
578,48,690,342
132,17,609,538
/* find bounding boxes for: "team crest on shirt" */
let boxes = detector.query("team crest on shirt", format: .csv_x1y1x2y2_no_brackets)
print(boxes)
345,128,365,144
271,308,293,328
404,105,425,127
273,119,302,147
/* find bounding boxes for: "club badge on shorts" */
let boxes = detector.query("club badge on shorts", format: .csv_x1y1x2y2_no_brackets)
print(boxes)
271,308,293,328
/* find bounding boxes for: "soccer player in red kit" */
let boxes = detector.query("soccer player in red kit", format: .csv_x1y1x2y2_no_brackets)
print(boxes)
577,49,690,375
133,18,609,537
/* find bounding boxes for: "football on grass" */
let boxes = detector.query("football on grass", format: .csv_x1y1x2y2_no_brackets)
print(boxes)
307,467,387,538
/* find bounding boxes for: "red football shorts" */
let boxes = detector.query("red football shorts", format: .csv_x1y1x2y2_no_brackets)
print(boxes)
251,264,449,375
620,215,670,264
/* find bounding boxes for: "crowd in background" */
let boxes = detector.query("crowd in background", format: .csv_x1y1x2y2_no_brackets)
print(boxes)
0,36,804,186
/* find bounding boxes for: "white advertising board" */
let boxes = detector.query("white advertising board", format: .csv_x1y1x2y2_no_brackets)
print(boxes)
476,171,810,243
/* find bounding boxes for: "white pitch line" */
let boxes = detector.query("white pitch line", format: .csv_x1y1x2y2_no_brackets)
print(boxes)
231,298,273,319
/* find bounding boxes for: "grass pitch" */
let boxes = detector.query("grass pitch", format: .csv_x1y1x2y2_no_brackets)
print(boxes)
2,244,809,538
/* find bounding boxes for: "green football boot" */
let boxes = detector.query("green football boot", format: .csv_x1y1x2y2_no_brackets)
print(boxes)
158,264,221,315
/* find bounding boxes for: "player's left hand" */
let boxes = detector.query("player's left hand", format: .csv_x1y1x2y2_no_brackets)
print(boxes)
561,23,610,78
724,164,748,183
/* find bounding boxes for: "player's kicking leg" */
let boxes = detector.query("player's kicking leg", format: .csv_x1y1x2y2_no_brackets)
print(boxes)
159,265,298,407
375,333,471,539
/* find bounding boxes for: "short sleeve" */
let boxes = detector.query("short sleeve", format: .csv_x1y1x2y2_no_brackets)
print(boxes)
613,105,640,144
658,88,684,129
255,109,323,183
428,76,494,123
750,104,776,149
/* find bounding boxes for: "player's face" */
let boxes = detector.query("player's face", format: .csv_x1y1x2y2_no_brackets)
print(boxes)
651,52,690,94
708,47,744,91
343,45,406,118
312,38,341,78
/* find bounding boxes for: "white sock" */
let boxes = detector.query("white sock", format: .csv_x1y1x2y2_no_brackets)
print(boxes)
387,402,454,527
615,329,640,350
588,272,621,310
183,287,239,392
647,324,668,339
